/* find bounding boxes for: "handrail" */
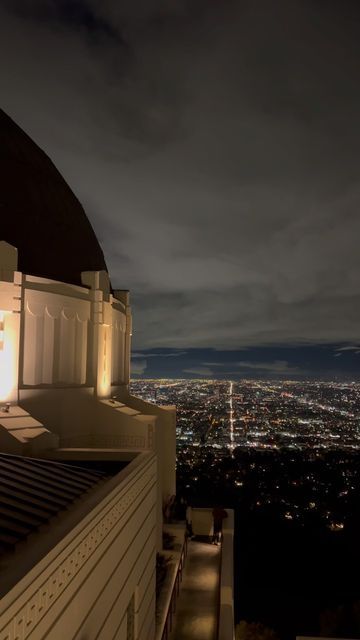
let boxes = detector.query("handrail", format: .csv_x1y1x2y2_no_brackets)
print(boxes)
160,535,188,640
218,509,235,640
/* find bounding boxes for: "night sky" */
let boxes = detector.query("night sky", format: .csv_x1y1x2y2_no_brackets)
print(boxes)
1,1,359,379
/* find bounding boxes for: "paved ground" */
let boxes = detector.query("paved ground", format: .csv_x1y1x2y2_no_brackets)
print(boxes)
169,538,221,640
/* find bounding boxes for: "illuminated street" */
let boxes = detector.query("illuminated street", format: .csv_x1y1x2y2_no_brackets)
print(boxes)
229,381,235,450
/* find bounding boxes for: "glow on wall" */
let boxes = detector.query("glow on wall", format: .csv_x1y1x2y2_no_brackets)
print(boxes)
97,323,112,398
0,311,17,403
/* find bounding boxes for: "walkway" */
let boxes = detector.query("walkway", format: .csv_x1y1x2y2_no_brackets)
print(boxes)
169,539,221,640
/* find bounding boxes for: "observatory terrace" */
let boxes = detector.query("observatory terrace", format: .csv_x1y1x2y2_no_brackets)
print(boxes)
0,106,234,640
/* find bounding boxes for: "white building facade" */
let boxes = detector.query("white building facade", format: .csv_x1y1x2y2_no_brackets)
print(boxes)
0,112,176,640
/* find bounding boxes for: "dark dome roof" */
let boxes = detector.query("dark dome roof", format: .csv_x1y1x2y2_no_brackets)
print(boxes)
0,109,107,285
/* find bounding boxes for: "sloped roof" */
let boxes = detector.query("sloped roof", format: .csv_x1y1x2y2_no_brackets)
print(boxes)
0,453,109,554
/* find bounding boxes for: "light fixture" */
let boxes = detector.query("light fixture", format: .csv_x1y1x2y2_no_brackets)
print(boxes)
0,311,4,351
0,310,17,403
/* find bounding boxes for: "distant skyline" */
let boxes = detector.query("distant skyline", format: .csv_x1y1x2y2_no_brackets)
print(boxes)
0,1,359,377
131,345,360,380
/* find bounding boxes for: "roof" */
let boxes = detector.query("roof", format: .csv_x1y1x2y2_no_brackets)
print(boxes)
0,108,107,286
0,453,111,555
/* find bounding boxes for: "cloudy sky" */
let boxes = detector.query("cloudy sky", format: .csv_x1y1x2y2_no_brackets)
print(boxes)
1,0,359,378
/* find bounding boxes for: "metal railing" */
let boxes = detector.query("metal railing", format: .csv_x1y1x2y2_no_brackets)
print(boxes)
160,535,188,640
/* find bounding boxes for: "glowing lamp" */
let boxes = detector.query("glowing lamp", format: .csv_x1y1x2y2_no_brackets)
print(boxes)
0,310,18,403
0,312,4,350
96,323,112,398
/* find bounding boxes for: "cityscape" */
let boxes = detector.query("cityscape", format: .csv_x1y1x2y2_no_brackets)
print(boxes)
131,378,360,637
131,378,360,453
1,1,359,639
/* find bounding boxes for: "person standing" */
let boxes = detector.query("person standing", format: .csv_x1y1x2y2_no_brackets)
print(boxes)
186,504,194,538
212,506,228,544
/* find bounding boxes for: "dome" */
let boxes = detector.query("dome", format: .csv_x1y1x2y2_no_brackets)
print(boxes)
0,109,107,286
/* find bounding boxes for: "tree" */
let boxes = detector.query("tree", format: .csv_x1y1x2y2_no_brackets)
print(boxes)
236,620,280,640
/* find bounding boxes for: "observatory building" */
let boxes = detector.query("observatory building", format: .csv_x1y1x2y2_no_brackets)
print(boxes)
0,109,176,640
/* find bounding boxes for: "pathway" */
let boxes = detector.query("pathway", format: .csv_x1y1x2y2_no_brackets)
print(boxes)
169,539,221,640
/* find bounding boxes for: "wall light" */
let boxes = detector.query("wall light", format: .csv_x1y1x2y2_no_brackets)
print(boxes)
0,311,4,351
0,310,17,403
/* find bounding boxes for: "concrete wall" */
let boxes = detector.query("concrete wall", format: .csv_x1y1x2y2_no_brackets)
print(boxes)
122,394,176,551
22,287,91,386
219,509,235,640
0,242,132,415
124,394,176,499
21,272,129,392
0,244,177,633
191,508,214,536
0,453,158,640
19,386,96,439
0,246,176,519
0,243,21,404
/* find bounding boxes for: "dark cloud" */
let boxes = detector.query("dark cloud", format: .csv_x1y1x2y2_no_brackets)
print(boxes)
129,346,360,380
130,358,147,376
3,0,120,39
184,360,302,378
335,345,360,352
132,350,188,358
0,0,359,357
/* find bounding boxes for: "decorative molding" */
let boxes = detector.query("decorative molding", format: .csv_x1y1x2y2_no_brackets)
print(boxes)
0,458,155,640
60,433,147,449
23,291,89,386
147,424,155,451
111,308,126,385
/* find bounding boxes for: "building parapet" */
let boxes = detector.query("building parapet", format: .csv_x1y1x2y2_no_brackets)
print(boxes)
155,524,187,640
218,509,235,640
0,452,157,640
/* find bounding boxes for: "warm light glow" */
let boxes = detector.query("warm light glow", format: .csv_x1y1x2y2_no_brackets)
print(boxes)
0,311,4,350
97,324,112,398
0,311,17,402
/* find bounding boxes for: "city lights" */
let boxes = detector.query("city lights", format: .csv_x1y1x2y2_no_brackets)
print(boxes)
132,377,360,533
132,378,360,454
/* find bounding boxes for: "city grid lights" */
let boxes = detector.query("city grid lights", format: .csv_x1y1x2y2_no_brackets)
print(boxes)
132,378,360,532
132,378,360,454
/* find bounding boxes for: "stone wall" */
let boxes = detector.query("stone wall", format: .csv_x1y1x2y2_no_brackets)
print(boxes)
0,453,158,640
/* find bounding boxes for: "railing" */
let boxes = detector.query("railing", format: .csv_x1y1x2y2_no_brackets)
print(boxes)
160,535,188,640
187,507,235,640
218,509,235,640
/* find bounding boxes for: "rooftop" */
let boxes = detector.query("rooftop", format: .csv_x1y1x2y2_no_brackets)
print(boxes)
0,453,120,555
